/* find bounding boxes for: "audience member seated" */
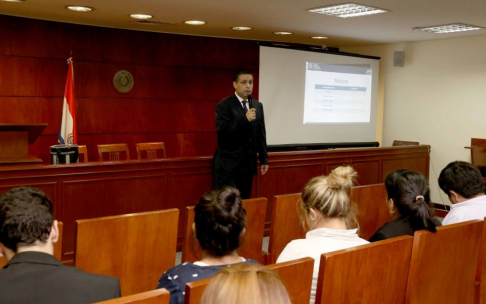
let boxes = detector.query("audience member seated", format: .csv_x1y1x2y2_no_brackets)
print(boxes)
439,160,486,225
276,166,369,304
200,263,291,304
0,187,120,304
369,170,441,242
156,187,258,304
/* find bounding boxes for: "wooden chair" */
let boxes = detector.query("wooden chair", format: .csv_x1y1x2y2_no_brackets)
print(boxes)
350,184,391,240
184,277,212,304
315,235,414,304
136,142,167,160
477,217,486,304
184,258,314,304
405,220,484,304
393,140,420,146
266,193,305,265
75,209,179,296
97,144,130,161
465,139,486,178
94,289,170,304
0,221,63,267
181,197,267,264
267,257,314,304
77,145,88,162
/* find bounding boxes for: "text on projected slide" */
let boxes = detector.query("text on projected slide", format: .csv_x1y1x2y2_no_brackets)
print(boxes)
304,63,372,124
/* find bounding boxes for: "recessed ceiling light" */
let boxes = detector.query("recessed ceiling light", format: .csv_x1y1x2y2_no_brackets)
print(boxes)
308,3,388,18
311,36,329,39
130,14,153,20
184,20,206,25
1,0,25,2
66,5,93,12
274,31,293,35
413,23,484,34
232,26,252,31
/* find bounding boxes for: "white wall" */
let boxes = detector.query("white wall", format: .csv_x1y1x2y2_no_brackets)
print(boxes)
342,35,486,204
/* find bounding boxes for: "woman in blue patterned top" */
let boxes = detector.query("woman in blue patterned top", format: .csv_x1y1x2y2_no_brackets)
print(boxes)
156,187,258,304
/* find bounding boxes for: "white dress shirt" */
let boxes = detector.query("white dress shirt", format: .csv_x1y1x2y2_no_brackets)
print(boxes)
276,227,369,304
442,194,486,225
235,92,248,110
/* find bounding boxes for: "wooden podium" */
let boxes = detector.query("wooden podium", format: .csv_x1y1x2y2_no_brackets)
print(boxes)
0,123,47,165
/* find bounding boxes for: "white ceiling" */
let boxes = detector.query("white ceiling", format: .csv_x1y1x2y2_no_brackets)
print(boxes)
1,0,486,47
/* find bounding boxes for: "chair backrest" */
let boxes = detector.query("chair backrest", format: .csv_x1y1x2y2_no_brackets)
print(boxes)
184,277,212,304
77,145,88,162
97,144,130,161
350,184,391,240
477,217,486,304
136,142,167,160
75,209,179,296
392,140,420,146
405,220,484,304
469,138,486,167
0,221,63,267
181,198,267,264
267,257,314,304
94,289,170,304
315,235,414,304
267,193,305,264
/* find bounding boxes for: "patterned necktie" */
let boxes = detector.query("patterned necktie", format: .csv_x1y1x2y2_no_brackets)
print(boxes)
242,100,248,112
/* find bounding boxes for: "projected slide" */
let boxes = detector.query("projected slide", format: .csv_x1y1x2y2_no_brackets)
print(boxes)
304,63,372,124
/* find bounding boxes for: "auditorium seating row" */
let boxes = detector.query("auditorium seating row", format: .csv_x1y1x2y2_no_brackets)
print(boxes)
95,219,486,304
76,142,167,162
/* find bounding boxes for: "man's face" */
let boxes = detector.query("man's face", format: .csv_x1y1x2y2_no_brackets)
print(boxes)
233,74,253,99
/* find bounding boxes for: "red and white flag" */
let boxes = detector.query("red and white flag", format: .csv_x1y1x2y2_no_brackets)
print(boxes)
58,58,77,145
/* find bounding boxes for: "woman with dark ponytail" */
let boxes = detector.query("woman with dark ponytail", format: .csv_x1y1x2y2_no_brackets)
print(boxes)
156,187,258,304
369,170,441,242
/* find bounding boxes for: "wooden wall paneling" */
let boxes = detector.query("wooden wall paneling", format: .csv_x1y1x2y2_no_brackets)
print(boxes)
169,171,213,238
382,156,429,178
0,56,66,97
256,163,322,222
0,97,62,135
62,174,167,258
324,159,381,185
0,182,57,208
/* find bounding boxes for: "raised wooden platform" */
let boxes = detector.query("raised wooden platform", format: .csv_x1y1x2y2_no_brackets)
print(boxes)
0,145,430,263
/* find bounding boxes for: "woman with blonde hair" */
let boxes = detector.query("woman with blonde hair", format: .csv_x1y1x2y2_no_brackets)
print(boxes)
200,263,291,304
277,166,369,304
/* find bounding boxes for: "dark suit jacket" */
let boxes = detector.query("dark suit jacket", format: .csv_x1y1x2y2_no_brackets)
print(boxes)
369,216,442,242
0,251,121,304
213,94,268,175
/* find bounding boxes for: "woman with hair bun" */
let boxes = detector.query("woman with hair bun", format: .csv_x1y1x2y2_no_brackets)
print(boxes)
277,166,369,304
156,187,258,304
369,170,441,242
200,263,291,304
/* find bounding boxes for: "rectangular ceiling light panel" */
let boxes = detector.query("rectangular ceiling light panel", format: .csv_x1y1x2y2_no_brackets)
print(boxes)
308,3,388,18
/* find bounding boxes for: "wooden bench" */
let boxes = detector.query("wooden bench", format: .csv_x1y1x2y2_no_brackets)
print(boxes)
181,197,267,264
94,288,170,304
405,220,484,304
184,257,314,304
266,193,305,265
316,235,414,304
350,183,391,240
75,210,179,296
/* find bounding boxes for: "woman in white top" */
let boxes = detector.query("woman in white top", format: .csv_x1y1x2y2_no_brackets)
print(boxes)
277,166,369,304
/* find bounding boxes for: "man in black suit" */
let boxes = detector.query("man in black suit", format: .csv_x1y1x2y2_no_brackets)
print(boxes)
213,70,269,198
0,187,121,304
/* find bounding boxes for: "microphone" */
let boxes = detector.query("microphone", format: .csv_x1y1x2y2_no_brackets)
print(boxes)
248,95,253,109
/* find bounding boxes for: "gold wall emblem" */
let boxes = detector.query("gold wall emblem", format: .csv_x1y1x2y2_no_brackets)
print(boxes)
113,70,134,93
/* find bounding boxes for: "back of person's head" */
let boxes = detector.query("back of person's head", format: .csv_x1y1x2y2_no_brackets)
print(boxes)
0,187,54,252
300,166,358,230
385,170,437,232
200,263,291,304
194,187,246,257
438,161,485,199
